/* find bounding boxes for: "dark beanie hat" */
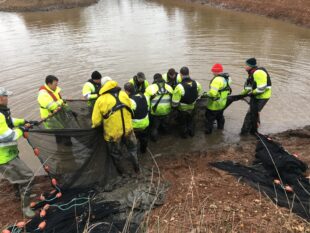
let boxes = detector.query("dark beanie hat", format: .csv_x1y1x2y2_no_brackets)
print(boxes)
91,71,102,80
246,58,257,67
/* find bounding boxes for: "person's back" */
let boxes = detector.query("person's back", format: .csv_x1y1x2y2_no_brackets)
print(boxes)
145,81,173,117
124,82,150,153
172,66,202,138
144,74,173,141
92,80,139,173
92,80,133,141
206,73,231,111
204,64,232,134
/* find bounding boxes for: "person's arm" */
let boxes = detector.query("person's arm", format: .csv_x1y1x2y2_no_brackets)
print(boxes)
0,114,23,142
91,99,103,128
130,98,136,112
12,118,25,127
196,81,203,96
38,91,63,112
172,85,183,107
145,80,150,89
252,70,268,95
82,83,98,100
207,77,221,99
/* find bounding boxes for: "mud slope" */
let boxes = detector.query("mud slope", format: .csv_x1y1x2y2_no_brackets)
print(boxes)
0,0,98,12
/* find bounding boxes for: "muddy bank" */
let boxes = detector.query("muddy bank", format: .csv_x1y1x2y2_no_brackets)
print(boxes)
1,126,310,230
186,0,310,28
0,0,98,12
148,126,310,232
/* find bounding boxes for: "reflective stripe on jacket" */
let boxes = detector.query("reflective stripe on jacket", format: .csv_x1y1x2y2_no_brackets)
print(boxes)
241,67,272,99
0,112,24,164
130,94,150,130
206,74,232,111
172,78,202,111
82,80,101,106
145,83,173,116
38,85,64,119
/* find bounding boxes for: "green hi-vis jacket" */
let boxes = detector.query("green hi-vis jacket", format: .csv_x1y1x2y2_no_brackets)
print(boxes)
145,83,173,116
172,78,202,111
0,107,24,164
130,93,150,130
206,74,232,111
241,67,272,100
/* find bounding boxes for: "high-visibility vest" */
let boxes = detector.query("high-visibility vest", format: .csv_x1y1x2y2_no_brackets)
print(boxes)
130,93,150,130
37,84,63,119
206,73,232,111
82,79,102,107
145,83,173,116
0,107,24,164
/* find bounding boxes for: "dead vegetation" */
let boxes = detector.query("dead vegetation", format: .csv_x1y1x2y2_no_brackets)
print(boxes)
188,0,310,28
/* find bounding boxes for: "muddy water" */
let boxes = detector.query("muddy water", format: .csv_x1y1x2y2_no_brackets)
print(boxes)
0,0,310,169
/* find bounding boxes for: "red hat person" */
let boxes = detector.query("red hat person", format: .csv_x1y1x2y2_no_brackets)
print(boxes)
211,63,223,74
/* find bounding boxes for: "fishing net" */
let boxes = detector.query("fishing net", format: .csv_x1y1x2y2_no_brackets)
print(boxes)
27,100,119,190
2,100,168,233
211,134,310,220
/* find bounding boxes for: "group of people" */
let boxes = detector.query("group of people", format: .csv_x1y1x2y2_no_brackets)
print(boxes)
0,57,272,217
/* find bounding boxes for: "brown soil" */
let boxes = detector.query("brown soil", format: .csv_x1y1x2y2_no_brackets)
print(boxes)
1,127,310,231
187,0,310,28
147,127,310,232
0,0,98,12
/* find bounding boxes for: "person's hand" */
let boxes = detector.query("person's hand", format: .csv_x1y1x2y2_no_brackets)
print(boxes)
53,107,62,113
25,120,39,126
19,126,29,132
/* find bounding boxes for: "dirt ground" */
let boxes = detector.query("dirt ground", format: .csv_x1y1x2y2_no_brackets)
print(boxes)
1,127,310,231
147,127,310,232
187,0,310,28
0,0,98,12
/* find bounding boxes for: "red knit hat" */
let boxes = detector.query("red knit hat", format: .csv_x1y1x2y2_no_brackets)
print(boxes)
211,63,223,73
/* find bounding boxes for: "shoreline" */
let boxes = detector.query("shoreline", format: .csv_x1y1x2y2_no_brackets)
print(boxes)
1,125,310,230
0,0,98,12
185,0,310,28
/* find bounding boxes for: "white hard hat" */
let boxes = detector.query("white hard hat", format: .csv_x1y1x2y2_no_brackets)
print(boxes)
0,87,12,96
101,76,112,86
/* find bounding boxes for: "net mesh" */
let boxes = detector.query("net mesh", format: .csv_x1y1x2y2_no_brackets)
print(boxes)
211,134,310,220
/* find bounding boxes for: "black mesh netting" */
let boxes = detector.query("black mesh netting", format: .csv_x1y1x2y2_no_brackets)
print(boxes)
29,100,116,190
4,100,168,233
211,134,310,220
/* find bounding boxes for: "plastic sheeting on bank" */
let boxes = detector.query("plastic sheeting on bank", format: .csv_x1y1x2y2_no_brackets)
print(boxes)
211,134,310,220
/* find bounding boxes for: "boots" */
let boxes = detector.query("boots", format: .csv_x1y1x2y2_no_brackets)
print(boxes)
131,155,140,174
21,194,36,218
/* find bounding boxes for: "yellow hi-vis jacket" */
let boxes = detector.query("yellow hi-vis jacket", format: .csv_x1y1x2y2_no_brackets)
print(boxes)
206,75,232,111
0,110,24,164
241,68,272,99
82,80,101,107
92,81,133,142
37,84,64,119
